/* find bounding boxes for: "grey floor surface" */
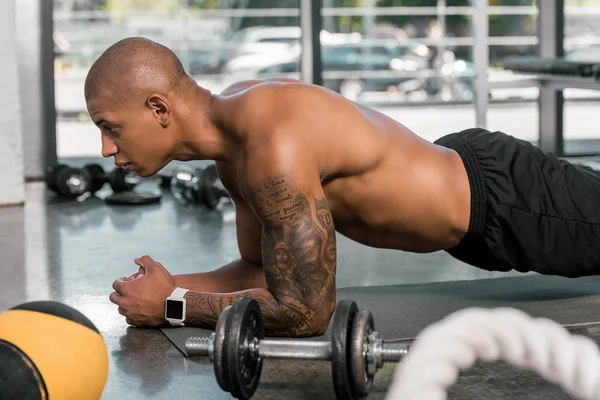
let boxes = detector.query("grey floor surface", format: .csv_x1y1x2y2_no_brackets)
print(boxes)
0,172,591,400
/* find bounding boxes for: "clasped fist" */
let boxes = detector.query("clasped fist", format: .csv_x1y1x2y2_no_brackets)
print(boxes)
109,255,176,328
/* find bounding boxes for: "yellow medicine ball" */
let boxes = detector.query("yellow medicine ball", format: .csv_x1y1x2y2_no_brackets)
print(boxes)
0,301,109,400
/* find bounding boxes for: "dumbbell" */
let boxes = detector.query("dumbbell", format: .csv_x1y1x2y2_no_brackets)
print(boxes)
45,163,141,198
168,169,201,204
45,164,93,198
198,164,229,209
166,164,229,209
186,298,408,400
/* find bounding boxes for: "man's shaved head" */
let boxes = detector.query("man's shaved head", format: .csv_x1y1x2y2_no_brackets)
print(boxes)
84,37,202,178
85,37,190,104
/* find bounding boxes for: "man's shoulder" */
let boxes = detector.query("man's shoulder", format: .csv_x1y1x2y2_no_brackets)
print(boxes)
226,84,296,137
223,81,324,177
220,78,306,98
234,79,306,104
231,80,321,132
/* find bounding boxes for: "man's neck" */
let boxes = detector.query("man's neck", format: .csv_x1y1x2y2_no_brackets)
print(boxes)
174,86,238,164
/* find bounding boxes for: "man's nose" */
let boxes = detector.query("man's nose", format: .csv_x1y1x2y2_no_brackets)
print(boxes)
101,135,118,158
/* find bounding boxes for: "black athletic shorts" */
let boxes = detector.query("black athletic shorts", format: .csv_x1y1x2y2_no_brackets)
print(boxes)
434,128,600,278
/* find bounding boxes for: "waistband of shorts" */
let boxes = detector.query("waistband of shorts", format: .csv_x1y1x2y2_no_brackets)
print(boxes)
435,133,487,239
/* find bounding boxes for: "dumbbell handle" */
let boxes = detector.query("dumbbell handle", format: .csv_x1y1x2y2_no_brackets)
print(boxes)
255,339,332,360
186,334,408,363
124,175,140,185
186,334,331,360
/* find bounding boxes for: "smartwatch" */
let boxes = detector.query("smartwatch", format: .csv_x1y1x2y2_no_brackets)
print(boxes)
165,287,189,326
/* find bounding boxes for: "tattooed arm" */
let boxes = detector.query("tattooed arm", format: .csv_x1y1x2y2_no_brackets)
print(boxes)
181,157,337,337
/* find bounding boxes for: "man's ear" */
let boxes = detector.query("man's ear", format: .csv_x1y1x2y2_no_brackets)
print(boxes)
146,94,171,128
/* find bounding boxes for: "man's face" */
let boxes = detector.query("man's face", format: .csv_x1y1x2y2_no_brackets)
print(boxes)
86,92,172,177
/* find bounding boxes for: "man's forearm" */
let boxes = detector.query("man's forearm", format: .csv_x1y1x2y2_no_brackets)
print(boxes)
173,258,266,293
183,288,324,337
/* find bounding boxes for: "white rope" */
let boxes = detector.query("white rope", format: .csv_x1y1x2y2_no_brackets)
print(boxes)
385,307,600,400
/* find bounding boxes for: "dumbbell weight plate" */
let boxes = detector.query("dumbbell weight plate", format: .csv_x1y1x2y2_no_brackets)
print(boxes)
200,164,222,209
84,163,107,193
350,309,375,397
227,298,265,400
186,178,203,204
170,169,201,203
55,167,92,198
45,164,69,193
110,168,141,193
214,306,233,393
158,170,173,188
332,300,359,400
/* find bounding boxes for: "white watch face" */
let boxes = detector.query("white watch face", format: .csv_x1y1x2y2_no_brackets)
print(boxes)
166,299,184,320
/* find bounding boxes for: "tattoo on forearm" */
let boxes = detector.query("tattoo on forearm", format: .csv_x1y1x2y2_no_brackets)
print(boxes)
244,175,337,335
183,292,233,327
185,290,310,336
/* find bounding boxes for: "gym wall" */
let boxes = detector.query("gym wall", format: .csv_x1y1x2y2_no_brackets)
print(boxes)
0,0,25,206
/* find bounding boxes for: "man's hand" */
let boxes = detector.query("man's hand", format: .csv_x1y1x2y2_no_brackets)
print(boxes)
109,255,176,328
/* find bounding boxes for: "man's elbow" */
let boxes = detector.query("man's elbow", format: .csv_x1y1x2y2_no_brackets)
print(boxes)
289,321,327,338
307,321,329,337
289,305,334,338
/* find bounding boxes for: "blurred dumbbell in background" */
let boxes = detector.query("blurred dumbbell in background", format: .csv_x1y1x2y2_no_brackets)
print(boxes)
159,164,230,209
45,163,141,199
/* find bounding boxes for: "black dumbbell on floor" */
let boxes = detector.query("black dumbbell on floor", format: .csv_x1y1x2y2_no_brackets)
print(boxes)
198,164,229,209
45,164,94,199
45,163,141,199
186,298,409,400
86,163,143,194
162,164,229,209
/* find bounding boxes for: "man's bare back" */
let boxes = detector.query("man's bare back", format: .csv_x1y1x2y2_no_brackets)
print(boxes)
213,79,471,253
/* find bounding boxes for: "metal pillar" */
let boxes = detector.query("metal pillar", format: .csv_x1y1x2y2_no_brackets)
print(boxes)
538,0,564,155
322,0,335,32
436,0,447,72
473,0,489,129
363,0,375,35
16,0,57,180
300,0,323,86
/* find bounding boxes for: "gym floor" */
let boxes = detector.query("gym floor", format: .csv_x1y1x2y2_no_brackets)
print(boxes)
0,157,589,400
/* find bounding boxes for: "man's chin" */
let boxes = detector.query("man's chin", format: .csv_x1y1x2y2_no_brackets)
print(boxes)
135,169,153,178
135,166,162,178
